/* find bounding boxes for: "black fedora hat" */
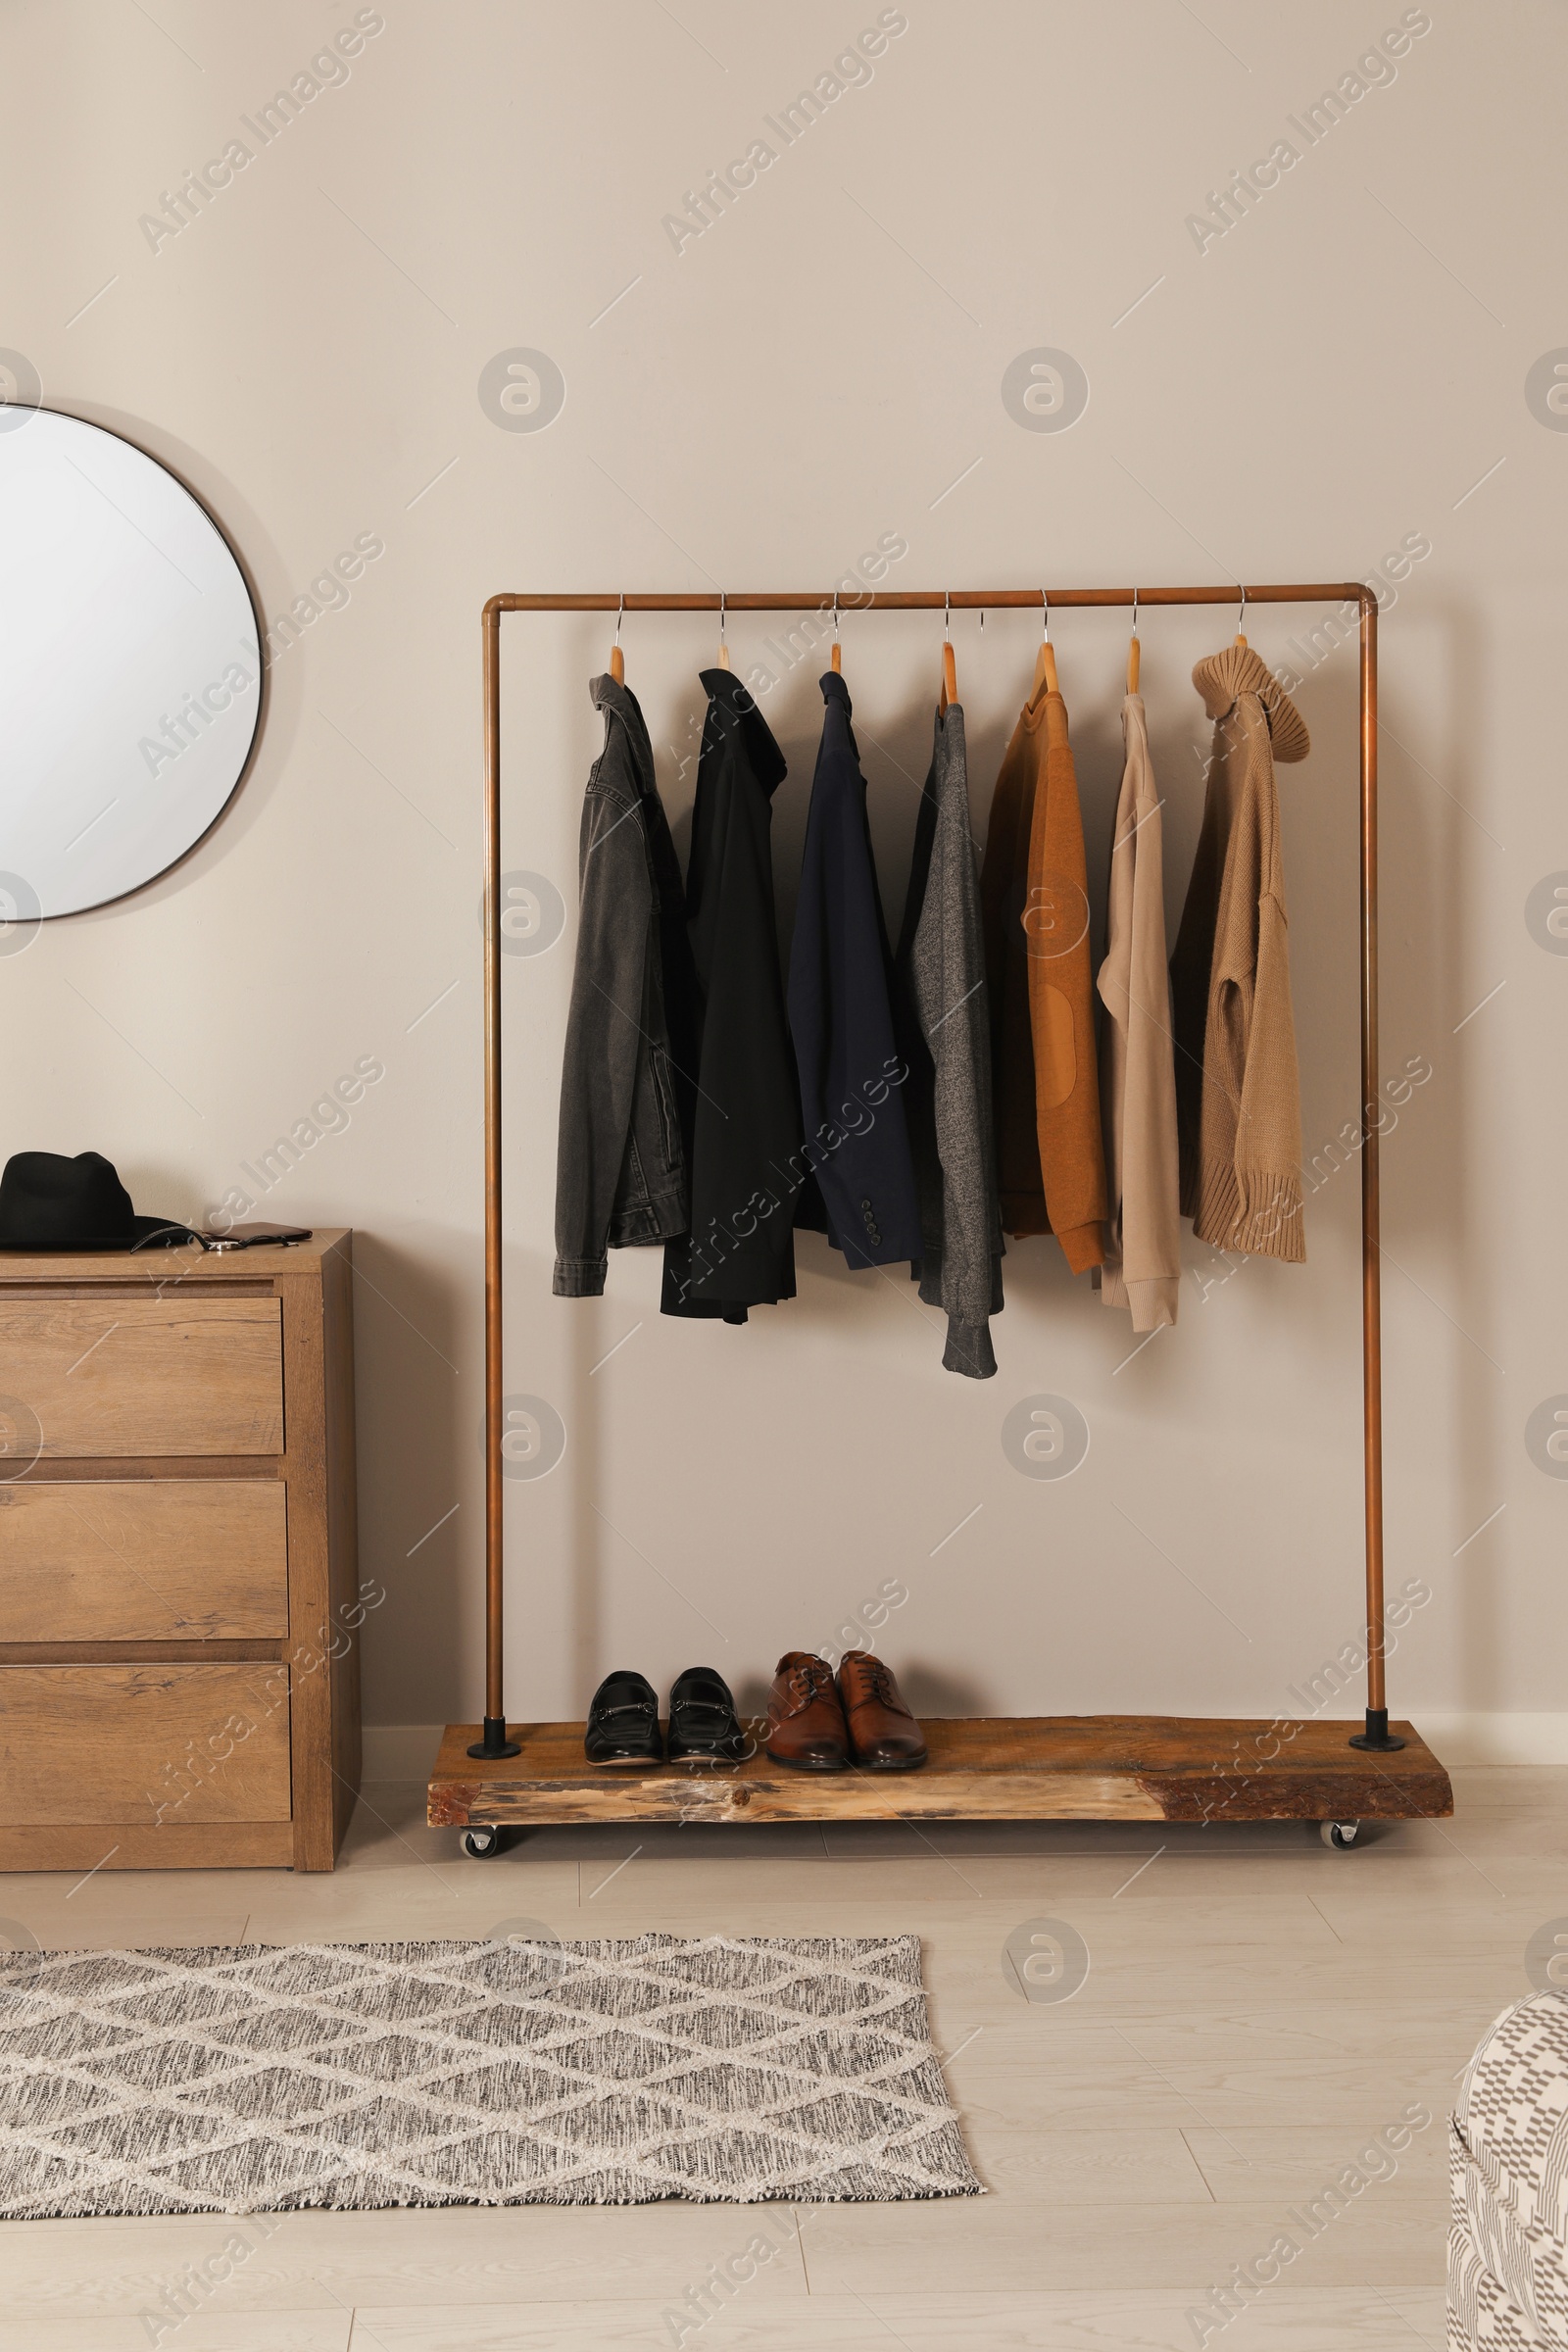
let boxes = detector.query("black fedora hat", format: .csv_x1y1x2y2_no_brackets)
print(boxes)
0,1152,198,1252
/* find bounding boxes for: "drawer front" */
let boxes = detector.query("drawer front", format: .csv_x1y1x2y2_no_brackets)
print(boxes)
0,1664,291,1824
0,1481,288,1642
0,1298,282,1457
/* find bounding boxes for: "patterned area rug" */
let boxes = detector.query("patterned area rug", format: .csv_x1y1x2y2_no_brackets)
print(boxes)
0,1934,981,2215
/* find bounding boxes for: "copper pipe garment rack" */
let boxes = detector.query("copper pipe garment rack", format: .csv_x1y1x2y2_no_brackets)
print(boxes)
428,585,1452,1853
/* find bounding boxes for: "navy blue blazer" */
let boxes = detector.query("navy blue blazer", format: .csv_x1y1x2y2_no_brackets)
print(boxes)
788,671,923,1268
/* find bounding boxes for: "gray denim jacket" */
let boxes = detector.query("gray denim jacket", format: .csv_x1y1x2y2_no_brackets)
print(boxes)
553,676,698,1297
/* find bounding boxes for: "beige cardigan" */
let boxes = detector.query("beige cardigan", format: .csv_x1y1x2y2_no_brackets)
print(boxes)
1096,693,1180,1328
1169,644,1310,1262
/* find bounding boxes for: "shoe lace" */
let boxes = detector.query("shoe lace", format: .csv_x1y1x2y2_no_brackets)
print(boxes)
839,1655,898,1710
786,1659,834,1710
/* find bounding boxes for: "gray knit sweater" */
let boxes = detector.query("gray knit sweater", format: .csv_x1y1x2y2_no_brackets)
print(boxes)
896,704,1004,1378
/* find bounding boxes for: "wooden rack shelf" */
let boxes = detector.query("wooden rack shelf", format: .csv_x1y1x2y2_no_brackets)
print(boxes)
431,581,1449,1851
428,1715,1452,1835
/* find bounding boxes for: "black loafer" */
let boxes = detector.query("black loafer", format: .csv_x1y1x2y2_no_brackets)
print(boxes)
584,1670,662,1766
666,1666,749,1763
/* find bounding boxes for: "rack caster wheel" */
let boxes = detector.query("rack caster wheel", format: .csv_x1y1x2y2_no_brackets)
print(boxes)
1320,1820,1360,1851
463,1826,504,1859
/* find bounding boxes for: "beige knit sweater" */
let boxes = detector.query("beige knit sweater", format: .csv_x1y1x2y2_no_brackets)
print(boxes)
1097,693,1180,1328
1169,644,1310,1262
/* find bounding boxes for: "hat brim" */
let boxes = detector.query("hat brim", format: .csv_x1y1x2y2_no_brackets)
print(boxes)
0,1214,200,1253
127,1217,203,1250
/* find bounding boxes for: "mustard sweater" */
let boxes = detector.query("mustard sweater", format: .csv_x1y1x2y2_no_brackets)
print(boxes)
981,684,1106,1271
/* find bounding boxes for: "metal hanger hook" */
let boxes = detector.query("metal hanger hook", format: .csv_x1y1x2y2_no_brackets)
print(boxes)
614,592,624,650
719,591,726,652
1131,586,1139,637
1237,582,1248,632
832,589,840,641
944,589,951,643
1041,588,1051,642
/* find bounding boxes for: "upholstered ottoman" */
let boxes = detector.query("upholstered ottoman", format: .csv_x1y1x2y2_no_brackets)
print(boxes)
1449,1990,1568,2348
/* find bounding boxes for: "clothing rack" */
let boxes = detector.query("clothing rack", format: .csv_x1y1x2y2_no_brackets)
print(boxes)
427,584,1453,1854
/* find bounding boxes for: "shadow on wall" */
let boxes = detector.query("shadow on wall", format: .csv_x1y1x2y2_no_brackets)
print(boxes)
899,1661,988,1718
725,1663,987,1722
349,1229,468,1729
393,607,1479,1728
1425,590,1494,1712
1373,587,1491,1706
561,1252,604,1712
1252,591,1490,1713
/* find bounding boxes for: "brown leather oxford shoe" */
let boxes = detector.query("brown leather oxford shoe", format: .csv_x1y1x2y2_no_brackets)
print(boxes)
837,1650,928,1770
764,1651,850,1771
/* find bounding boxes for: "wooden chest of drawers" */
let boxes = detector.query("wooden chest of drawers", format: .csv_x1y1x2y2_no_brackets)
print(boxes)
0,1233,360,1872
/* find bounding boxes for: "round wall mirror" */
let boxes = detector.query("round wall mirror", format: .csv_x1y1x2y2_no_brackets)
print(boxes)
0,409,261,919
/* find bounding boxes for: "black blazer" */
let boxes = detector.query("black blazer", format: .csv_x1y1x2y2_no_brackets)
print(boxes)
788,671,922,1269
662,671,804,1322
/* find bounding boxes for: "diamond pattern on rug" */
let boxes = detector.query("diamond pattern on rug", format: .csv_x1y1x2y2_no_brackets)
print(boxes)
0,1934,981,2216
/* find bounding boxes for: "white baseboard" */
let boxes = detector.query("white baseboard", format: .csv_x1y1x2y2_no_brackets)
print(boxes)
360,1714,1568,1780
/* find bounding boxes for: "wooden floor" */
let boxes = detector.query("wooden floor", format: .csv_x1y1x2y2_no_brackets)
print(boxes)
1,1764,1554,2348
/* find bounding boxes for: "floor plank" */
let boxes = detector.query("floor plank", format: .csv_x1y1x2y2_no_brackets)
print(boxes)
344,2290,1441,2351
0,2323,352,2352
3,1767,1553,2335
791,2195,1443,2293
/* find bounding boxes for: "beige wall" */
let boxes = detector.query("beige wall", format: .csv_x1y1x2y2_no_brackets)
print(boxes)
6,1,1561,1746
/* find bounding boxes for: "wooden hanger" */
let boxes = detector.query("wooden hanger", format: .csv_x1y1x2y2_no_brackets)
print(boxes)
717,591,730,669
1127,588,1140,693
830,589,842,673
938,591,956,713
609,594,624,683
1030,589,1058,698
1234,584,1248,649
